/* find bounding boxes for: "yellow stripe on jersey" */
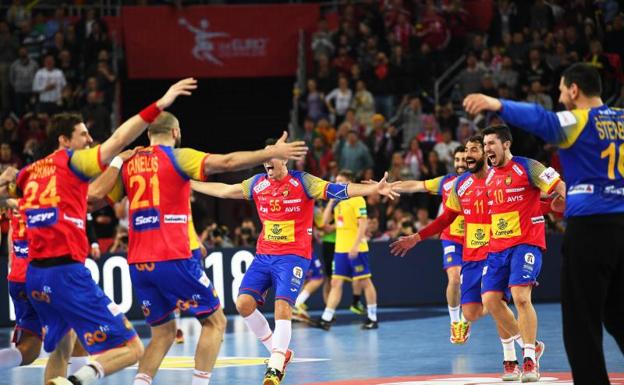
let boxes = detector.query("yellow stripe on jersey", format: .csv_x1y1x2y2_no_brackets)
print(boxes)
173,148,210,181
300,172,329,200
557,109,589,149
444,179,462,213
70,145,104,179
334,196,368,253
525,158,561,194
240,176,256,201
424,176,444,195
106,176,125,203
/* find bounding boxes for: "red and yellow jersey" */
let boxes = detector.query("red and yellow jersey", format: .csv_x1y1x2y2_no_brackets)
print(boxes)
8,209,29,283
334,196,368,253
486,156,560,252
445,173,490,262
241,170,329,259
16,146,104,262
110,146,209,264
424,174,465,244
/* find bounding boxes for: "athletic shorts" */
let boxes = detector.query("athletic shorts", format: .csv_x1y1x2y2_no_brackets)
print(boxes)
461,260,511,304
238,254,310,306
441,240,463,270
130,258,221,326
8,281,42,343
306,253,324,281
482,244,543,294
26,263,137,354
333,252,372,281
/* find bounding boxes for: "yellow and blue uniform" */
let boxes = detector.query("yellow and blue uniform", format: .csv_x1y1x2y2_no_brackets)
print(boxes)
22,146,137,354
499,100,624,217
424,174,464,270
108,146,220,326
332,196,372,281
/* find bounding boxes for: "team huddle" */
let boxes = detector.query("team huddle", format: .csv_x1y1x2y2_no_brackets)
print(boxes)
0,62,621,385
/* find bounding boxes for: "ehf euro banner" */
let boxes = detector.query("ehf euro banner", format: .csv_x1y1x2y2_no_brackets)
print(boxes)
121,4,320,78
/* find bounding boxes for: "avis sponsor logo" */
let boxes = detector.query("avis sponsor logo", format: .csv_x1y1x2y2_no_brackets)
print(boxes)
285,206,301,213
26,208,58,228
133,208,160,231
506,195,524,203
253,180,270,193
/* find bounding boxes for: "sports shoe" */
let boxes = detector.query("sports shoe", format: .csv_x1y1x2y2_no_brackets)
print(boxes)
310,318,332,331
534,340,545,369
46,377,73,385
450,321,471,344
349,301,365,315
175,329,185,344
262,367,283,385
502,360,521,381
361,318,378,330
292,304,310,322
521,357,539,382
277,349,294,381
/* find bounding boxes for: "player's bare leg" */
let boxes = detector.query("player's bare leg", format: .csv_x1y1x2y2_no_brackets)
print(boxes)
446,266,461,316
294,279,324,321
132,319,176,384
315,277,345,331
46,331,76,383
350,280,365,315
510,285,542,381
68,339,89,376
0,333,41,369
445,266,463,343
193,309,227,385
359,278,378,329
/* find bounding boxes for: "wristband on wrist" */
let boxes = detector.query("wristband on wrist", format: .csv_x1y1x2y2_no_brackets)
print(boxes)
139,102,161,123
109,156,123,170
91,243,100,249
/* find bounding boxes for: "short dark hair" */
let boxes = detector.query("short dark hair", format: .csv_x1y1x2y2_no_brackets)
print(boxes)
482,125,513,144
467,134,484,148
562,63,602,97
40,113,83,157
337,169,354,182
453,145,466,155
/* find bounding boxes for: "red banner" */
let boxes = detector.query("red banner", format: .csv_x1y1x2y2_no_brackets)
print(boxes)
122,5,319,79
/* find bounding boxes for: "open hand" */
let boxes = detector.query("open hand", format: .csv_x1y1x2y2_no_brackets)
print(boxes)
390,233,421,257
270,131,308,161
376,172,401,200
156,78,198,110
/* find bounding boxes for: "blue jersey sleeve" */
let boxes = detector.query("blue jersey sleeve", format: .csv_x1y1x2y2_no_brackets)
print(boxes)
499,100,589,149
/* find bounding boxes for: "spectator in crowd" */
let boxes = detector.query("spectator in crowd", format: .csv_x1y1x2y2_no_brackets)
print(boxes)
32,54,66,115
370,52,395,119
81,90,110,143
332,46,355,76
521,48,553,95
530,0,554,32
367,114,393,179
311,19,334,60
479,73,498,97
416,114,443,154
325,75,352,126
9,46,37,116
388,151,412,182
0,21,18,113
508,31,530,67
351,79,375,131
44,6,69,42
435,102,459,135
7,0,31,30
605,13,624,62
1,116,19,146
316,117,336,147
20,20,45,61
421,150,447,181
297,78,325,123
414,207,433,232
301,117,318,147
457,52,485,96
404,137,424,181
394,95,423,149
109,226,129,254
313,53,336,94
493,56,519,94
0,142,21,171
456,117,475,144
526,80,553,110
585,39,615,97
305,136,334,178
336,129,373,177
58,49,79,85
433,130,461,172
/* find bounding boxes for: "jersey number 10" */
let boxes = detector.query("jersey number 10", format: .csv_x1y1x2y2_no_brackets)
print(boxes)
601,142,624,180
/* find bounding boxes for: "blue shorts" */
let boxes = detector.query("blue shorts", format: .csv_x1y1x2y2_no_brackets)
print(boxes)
460,261,487,305
191,248,202,261
130,258,221,326
8,281,42,343
482,244,543,293
26,263,137,354
306,253,324,281
441,240,463,270
333,252,372,281
239,254,310,306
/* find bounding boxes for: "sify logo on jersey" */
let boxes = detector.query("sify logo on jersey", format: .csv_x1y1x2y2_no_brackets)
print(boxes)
133,208,161,231
25,208,58,228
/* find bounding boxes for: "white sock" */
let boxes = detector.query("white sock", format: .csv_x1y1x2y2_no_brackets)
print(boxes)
501,337,517,361
267,319,291,371
295,290,310,306
0,347,22,368
513,334,524,348
524,344,536,361
191,369,211,385
133,373,153,385
321,308,335,322
243,309,273,353
72,362,104,385
448,305,461,323
68,356,89,376
175,310,181,320
367,304,378,322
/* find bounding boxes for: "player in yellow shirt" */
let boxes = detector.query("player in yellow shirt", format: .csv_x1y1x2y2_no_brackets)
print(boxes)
314,170,379,330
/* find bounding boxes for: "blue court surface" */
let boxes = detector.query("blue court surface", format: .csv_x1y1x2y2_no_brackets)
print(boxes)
2,303,623,384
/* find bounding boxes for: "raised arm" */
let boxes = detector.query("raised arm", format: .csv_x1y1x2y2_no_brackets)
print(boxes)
99,78,197,164
322,200,336,226
395,180,427,193
203,131,308,175
463,94,574,146
191,181,245,200
390,209,459,257
345,172,400,200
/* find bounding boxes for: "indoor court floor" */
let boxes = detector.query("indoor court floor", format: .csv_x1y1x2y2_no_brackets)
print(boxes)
2,303,623,385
